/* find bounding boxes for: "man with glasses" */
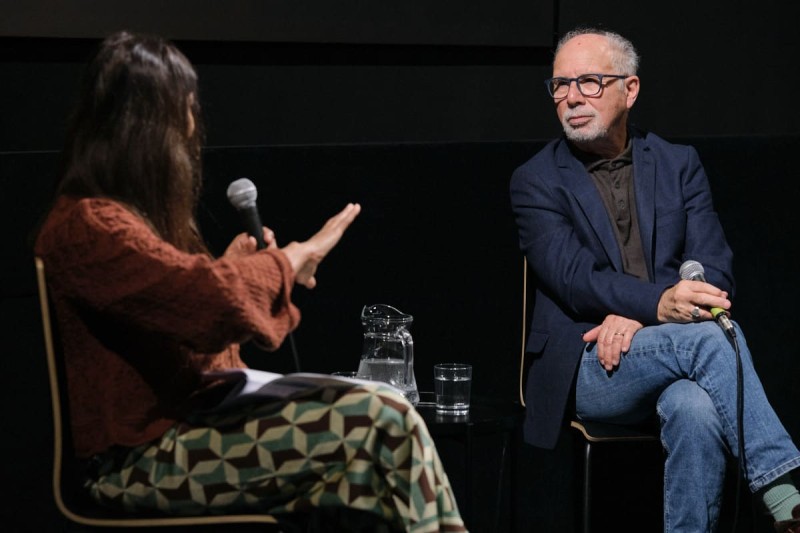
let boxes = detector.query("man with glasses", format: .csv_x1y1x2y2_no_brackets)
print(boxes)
510,27,800,532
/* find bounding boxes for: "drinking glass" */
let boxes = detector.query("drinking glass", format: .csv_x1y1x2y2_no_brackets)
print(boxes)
433,363,472,415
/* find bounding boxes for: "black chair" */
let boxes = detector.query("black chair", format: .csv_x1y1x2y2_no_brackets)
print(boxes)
519,257,660,533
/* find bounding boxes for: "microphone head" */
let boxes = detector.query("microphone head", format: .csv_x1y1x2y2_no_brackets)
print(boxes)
679,260,705,281
227,178,258,210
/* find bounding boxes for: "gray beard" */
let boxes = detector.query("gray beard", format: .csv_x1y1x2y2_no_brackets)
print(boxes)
563,121,608,144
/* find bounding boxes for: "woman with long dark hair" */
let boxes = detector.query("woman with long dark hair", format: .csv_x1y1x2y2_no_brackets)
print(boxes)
35,31,465,532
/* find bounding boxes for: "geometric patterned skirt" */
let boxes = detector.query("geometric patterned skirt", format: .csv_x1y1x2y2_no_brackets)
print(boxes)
87,381,467,532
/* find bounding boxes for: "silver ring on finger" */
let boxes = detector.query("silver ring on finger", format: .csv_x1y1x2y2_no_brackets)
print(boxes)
691,306,701,320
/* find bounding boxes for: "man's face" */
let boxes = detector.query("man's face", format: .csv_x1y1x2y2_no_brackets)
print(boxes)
552,34,639,149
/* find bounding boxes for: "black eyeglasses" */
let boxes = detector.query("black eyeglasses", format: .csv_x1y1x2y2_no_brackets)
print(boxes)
544,73,628,99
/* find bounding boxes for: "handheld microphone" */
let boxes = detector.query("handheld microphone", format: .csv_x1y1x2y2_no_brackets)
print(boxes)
226,178,302,371
227,178,266,250
679,260,736,338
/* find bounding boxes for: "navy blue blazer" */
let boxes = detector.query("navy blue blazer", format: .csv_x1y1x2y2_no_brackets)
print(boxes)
509,128,735,449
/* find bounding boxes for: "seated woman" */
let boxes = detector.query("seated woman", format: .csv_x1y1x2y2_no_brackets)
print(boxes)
34,31,465,532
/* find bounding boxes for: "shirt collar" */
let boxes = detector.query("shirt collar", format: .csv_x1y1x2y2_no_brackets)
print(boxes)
572,138,633,172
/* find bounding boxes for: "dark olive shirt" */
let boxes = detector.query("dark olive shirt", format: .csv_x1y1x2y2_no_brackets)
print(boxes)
576,141,649,281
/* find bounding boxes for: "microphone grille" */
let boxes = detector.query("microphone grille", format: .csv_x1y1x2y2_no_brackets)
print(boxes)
679,260,704,281
226,178,257,210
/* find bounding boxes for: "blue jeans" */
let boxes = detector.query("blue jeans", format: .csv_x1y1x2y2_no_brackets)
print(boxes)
575,321,800,532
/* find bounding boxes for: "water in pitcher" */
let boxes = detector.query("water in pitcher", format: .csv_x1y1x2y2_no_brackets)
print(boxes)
357,357,419,404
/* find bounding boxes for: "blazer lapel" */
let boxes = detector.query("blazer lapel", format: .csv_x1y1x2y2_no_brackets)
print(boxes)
632,138,656,281
555,142,623,272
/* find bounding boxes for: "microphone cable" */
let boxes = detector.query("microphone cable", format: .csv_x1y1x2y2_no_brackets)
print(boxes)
288,331,301,372
679,260,748,532
726,327,747,533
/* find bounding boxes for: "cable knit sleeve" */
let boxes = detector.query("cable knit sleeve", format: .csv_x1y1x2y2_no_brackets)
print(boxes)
36,196,300,353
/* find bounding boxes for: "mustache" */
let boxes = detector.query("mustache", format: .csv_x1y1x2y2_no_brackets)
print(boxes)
563,108,597,122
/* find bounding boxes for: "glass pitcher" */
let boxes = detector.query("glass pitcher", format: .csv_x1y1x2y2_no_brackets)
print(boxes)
357,304,419,405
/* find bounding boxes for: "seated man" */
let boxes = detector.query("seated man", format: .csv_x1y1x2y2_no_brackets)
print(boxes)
510,26,800,532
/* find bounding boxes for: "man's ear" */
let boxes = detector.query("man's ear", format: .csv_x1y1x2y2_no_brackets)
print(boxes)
625,76,640,109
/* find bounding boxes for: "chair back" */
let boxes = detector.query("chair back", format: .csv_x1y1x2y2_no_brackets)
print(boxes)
34,257,281,528
519,257,531,407
35,256,83,520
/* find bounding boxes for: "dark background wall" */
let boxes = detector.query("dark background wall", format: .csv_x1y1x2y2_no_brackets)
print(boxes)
1,1,799,531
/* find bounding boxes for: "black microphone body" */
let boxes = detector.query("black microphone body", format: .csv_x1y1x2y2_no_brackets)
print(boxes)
679,260,736,338
227,178,266,250
226,177,302,370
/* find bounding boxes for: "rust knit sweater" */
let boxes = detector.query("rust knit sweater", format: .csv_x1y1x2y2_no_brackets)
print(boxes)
34,196,301,458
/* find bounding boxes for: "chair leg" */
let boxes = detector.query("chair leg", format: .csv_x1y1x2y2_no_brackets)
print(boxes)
583,441,592,533
492,430,511,532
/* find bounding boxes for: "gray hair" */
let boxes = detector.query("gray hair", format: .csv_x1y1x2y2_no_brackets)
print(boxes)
554,27,640,75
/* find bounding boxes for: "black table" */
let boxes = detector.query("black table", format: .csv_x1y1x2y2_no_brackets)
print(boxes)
415,392,525,531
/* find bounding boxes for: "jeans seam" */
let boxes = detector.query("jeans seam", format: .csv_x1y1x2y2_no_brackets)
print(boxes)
749,456,800,492
656,404,670,532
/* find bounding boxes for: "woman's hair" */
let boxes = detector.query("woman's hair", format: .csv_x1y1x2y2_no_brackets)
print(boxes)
57,31,206,252
554,27,640,76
